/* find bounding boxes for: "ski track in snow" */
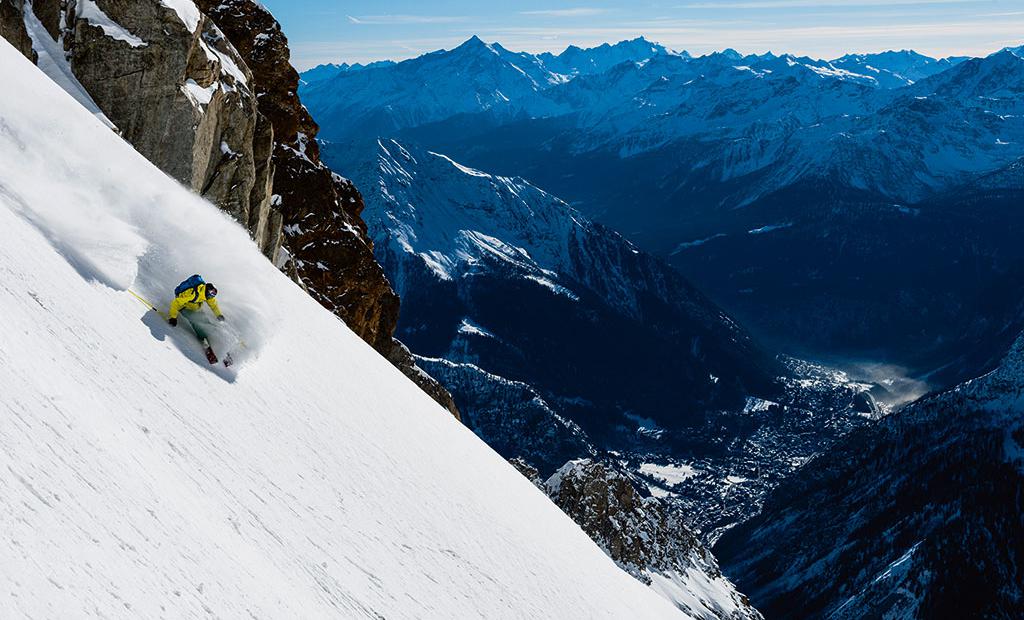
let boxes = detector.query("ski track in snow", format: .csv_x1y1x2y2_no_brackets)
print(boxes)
0,39,687,619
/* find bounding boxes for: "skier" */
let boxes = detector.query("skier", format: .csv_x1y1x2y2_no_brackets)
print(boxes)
168,275,224,327
168,275,225,364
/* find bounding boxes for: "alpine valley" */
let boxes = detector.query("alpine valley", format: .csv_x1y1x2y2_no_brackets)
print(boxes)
304,35,1024,619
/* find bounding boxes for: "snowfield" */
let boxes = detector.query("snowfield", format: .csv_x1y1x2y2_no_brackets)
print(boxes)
0,39,686,619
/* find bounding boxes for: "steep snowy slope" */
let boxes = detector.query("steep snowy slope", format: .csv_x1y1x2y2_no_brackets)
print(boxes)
0,40,686,619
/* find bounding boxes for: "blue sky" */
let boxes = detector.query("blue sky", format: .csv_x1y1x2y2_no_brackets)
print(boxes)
260,0,1024,70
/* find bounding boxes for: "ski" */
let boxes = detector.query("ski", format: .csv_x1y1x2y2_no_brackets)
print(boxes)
202,338,219,365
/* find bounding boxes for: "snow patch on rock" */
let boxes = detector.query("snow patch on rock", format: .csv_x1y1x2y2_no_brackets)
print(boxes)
78,0,147,48
160,0,202,33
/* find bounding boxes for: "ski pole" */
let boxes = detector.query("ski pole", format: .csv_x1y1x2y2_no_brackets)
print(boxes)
127,289,168,319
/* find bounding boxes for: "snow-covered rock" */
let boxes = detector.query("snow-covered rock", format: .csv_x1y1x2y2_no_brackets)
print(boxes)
546,460,762,620
0,38,689,619
830,50,966,88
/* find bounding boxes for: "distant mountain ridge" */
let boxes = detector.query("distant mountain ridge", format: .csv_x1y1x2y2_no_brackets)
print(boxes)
301,37,1024,382
831,49,968,88
300,37,974,144
299,60,395,84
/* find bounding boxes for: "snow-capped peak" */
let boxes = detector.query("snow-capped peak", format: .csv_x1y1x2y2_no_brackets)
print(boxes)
453,34,497,55
361,138,586,288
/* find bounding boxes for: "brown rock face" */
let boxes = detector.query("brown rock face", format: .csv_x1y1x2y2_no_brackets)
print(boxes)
28,0,60,39
547,460,701,575
60,0,277,257
0,0,35,62
193,0,459,418
3,0,279,257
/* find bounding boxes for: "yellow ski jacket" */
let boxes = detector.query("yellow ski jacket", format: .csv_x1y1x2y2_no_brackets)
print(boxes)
168,283,223,320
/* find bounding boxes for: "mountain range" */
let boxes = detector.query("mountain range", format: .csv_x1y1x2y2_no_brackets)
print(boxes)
302,37,1024,385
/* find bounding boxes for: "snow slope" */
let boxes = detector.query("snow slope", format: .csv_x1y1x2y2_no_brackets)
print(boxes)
0,39,686,619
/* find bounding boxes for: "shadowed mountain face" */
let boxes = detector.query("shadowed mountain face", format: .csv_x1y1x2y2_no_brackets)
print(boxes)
328,138,885,558
328,139,783,452
715,331,1024,619
303,42,1024,384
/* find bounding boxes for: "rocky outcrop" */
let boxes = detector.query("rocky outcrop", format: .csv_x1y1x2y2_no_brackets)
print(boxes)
56,0,278,257
418,356,594,474
0,0,35,62
384,340,459,417
544,459,762,620
8,0,277,256
191,0,458,417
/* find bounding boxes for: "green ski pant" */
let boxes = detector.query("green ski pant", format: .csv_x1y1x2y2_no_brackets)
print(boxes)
181,309,213,342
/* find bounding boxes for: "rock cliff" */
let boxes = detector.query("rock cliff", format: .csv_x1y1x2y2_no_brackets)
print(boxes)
192,0,457,417
56,0,276,256
0,0,34,61
546,459,762,620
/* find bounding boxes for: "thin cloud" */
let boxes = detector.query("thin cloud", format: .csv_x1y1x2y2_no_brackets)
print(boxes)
481,16,1024,59
520,8,611,17
678,0,987,7
347,14,471,25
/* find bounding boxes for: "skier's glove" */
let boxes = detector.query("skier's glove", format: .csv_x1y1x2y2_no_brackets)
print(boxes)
217,315,225,322
168,317,178,327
